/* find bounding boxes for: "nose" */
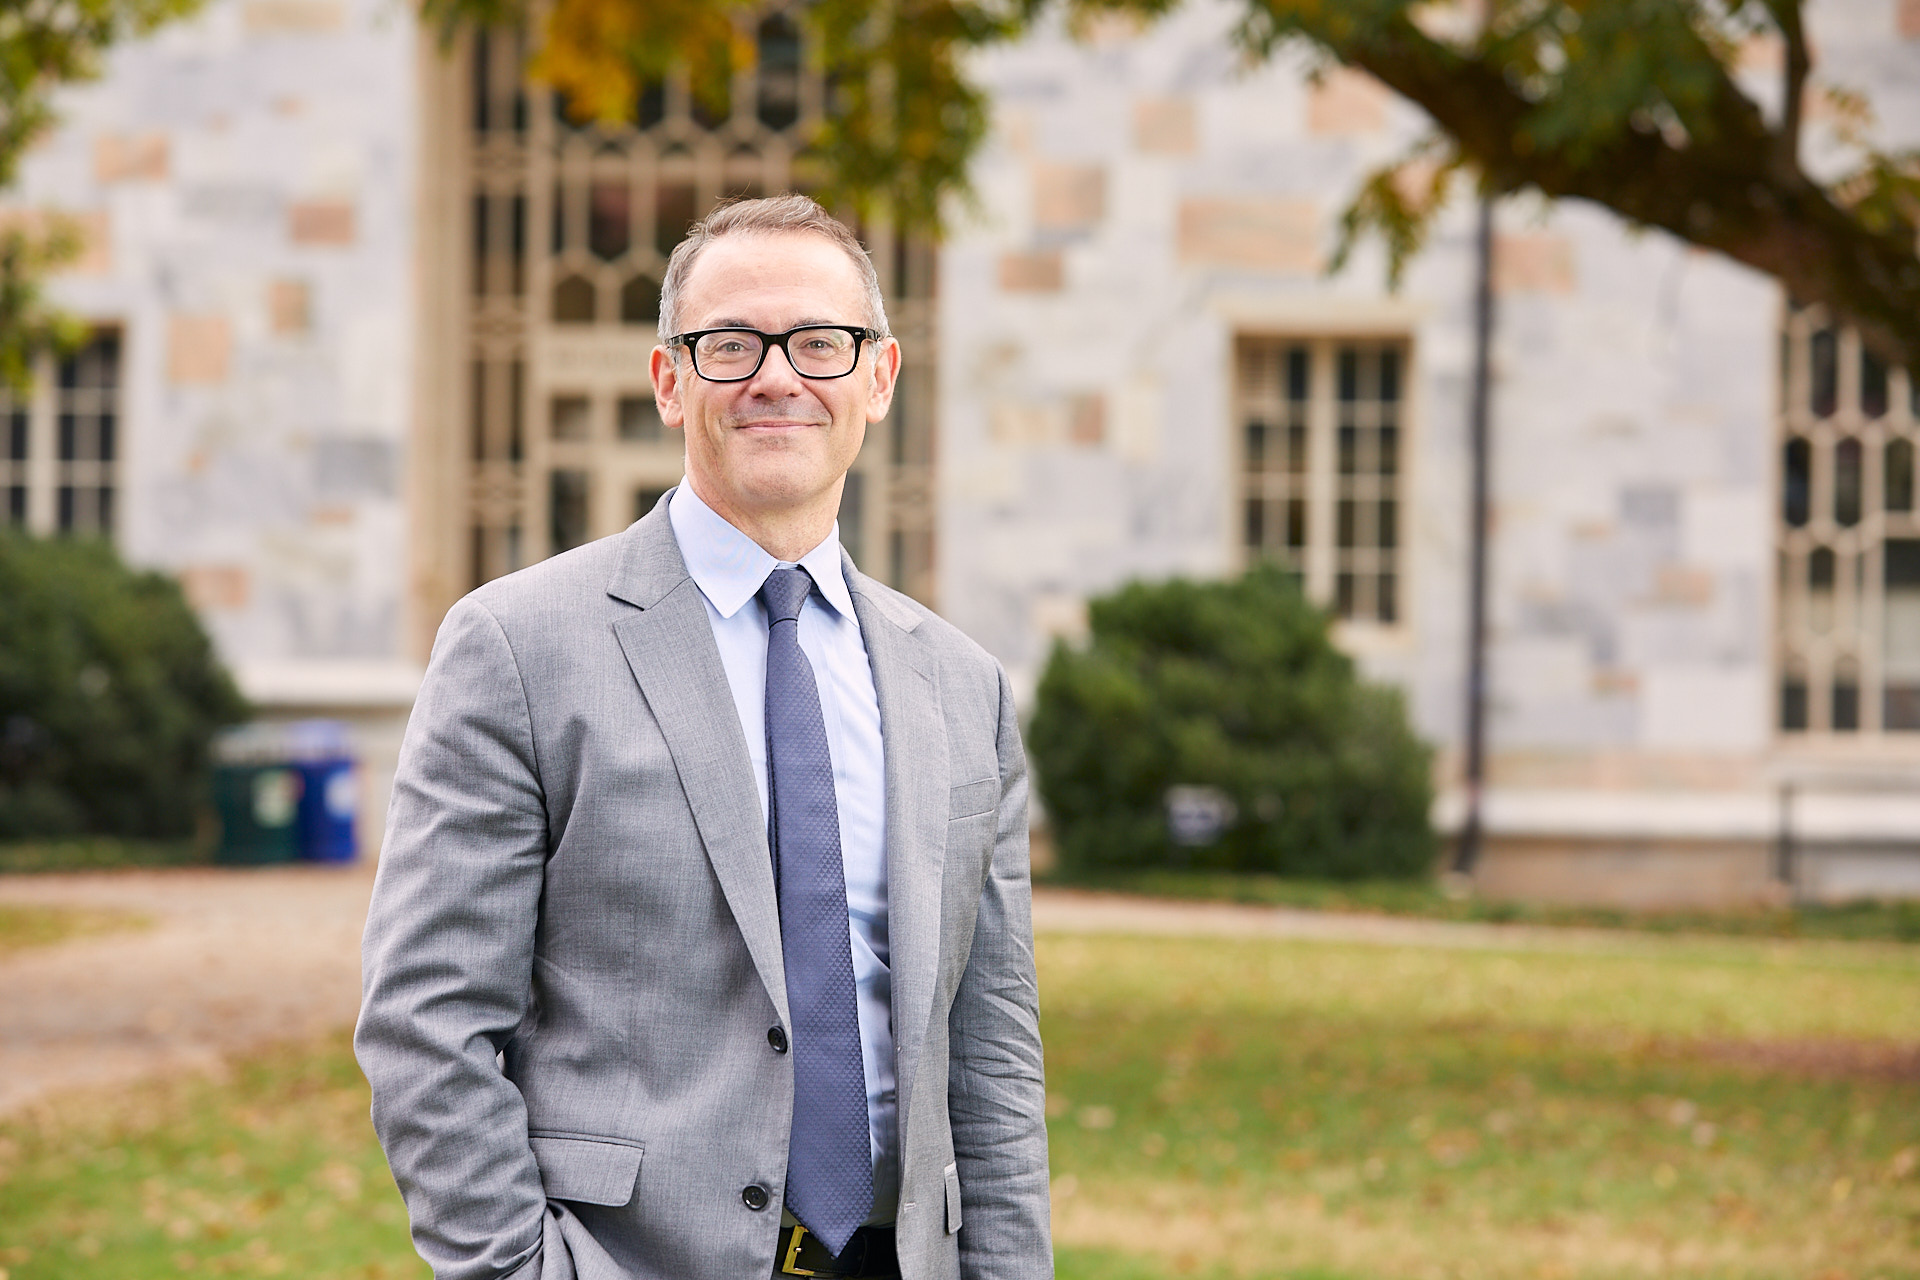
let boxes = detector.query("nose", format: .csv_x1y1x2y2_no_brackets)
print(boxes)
747,339,805,394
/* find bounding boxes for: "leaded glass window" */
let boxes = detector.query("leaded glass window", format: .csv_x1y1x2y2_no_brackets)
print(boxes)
1237,336,1407,626
1777,305,1920,733
0,332,121,537
458,17,937,602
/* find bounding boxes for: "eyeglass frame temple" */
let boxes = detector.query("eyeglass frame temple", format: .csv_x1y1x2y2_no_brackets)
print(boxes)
663,324,885,383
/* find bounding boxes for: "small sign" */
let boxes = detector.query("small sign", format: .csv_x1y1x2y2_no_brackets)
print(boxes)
1166,785,1237,847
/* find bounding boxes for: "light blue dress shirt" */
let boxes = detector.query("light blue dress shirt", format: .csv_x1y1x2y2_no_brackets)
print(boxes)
667,483,899,1225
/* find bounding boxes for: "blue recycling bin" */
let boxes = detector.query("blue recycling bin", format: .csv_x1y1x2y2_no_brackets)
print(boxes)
286,720,359,863
296,755,359,862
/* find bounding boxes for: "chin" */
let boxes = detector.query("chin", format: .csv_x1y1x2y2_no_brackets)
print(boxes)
732,467,835,510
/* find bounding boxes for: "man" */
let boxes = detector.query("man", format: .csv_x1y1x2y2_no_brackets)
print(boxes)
355,194,1051,1280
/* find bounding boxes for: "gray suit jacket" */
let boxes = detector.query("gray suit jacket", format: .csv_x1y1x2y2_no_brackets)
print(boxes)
355,499,1051,1280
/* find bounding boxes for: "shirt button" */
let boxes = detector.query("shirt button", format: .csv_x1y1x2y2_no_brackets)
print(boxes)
768,1026,789,1053
742,1185,769,1211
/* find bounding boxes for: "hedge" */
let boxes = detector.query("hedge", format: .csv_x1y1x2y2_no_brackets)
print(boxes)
1028,564,1436,880
0,531,248,839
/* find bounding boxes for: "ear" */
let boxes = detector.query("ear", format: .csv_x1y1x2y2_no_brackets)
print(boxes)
651,345,686,431
864,335,902,424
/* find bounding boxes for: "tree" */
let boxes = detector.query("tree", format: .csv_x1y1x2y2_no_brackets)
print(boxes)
0,0,202,386
1214,0,1920,379
438,0,1919,377
423,0,1023,236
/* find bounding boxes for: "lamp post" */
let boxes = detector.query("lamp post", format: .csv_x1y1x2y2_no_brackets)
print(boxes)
1454,193,1496,876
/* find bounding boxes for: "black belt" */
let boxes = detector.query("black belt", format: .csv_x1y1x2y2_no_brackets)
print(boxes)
774,1224,897,1278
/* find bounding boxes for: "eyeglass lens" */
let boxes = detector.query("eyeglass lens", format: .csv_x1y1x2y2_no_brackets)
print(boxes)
693,328,859,379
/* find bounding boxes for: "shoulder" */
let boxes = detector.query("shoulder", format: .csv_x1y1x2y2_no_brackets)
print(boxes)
848,571,1011,707
438,529,645,657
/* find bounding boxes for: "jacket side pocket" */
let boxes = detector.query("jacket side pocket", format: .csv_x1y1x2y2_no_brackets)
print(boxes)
528,1134,644,1207
943,1161,963,1234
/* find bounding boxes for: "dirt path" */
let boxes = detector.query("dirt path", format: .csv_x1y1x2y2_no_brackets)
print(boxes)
0,870,1890,1118
0,866,374,1116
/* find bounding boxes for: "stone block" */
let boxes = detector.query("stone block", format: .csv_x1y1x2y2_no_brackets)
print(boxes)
67,210,112,275
94,134,168,183
168,314,232,385
1306,69,1388,135
1590,668,1639,697
1176,197,1318,272
268,279,311,334
989,400,1067,446
0,208,110,274
1031,591,1088,644
1068,393,1104,446
1033,163,1105,232
243,0,346,33
1902,0,1920,38
178,564,250,611
1071,10,1148,45
1652,565,1714,607
1132,97,1196,155
290,199,356,246
1493,233,1576,294
998,109,1037,156
1474,835,1779,910
998,250,1064,292
1736,32,1784,73
1641,665,1767,750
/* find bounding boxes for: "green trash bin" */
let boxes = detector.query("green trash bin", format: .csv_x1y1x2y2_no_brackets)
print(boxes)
213,763,304,865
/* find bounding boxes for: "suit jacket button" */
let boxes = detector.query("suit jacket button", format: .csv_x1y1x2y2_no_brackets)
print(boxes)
768,1026,788,1053
742,1185,769,1211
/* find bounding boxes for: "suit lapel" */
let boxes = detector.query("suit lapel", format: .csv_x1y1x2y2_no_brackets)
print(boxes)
608,504,789,1029
849,567,947,1133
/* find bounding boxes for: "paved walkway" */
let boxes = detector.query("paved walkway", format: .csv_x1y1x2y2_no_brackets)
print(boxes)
0,867,1840,1118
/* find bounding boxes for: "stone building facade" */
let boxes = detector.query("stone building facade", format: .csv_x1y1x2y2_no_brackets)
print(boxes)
6,0,1919,901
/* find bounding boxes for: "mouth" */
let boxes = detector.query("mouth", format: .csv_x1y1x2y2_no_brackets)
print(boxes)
730,417,829,434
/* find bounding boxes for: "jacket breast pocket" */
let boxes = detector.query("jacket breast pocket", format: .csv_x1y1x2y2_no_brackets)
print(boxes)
948,777,998,821
528,1133,644,1207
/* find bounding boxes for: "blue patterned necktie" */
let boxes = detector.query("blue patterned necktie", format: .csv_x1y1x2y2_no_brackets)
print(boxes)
759,566,873,1256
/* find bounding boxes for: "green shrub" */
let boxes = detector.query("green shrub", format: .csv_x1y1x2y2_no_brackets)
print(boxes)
1029,564,1436,880
0,531,248,839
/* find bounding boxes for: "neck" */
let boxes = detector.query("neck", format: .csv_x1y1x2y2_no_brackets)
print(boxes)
687,473,841,563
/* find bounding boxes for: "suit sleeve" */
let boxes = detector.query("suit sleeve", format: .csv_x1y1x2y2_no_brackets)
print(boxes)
355,596,552,1280
946,664,1053,1280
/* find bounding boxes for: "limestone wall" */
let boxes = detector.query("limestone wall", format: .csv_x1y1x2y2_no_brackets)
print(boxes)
938,0,1920,870
10,0,421,706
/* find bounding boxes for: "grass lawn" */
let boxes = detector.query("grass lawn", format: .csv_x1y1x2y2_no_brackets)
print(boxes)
0,904,147,956
0,839,209,876
3,929,1917,1279
1042,867,1920,944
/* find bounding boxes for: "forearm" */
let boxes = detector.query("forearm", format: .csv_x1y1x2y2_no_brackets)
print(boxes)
947,668,1052,1280
355,597,553,1280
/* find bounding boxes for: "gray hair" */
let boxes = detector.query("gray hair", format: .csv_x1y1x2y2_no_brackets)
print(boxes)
656,193,890,343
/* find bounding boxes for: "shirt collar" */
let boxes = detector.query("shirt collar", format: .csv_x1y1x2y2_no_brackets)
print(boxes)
668,482,857,623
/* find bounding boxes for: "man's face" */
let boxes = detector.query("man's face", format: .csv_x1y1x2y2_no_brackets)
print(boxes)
652,231,899,530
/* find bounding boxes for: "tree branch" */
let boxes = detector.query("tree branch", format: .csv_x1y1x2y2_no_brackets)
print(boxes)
1765,0,1810,176
1239,1,1920,377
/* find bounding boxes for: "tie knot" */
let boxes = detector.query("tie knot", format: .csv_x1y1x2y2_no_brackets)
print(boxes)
759,566,813,625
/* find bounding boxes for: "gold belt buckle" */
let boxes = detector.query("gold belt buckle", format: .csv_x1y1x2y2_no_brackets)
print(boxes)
780,1223,818,1277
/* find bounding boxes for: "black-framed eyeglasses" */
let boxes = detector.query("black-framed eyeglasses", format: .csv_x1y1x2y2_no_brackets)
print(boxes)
666,325,885,383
